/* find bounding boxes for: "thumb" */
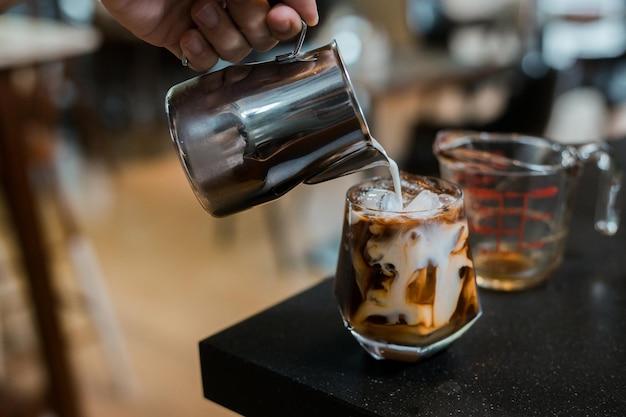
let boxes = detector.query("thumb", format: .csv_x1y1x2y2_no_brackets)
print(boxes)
278,0,319,26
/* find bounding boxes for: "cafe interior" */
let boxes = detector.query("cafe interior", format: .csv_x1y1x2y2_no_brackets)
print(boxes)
1,0,625,416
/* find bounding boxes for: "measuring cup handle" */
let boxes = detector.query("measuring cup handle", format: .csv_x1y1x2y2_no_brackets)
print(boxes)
577,142,623,235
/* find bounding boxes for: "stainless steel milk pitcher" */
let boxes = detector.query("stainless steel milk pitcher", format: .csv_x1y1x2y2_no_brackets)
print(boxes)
165,26,386,217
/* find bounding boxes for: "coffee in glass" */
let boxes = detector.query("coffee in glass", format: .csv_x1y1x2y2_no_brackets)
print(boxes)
334,173,481,362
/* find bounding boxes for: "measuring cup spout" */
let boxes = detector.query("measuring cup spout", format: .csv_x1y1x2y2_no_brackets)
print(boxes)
576,142,623,235
433,130,547,173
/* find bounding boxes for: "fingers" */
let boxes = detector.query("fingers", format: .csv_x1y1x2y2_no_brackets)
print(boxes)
180,29,220,72
192,0,253,63
183,0,319,71
281,0,319,26
224,0,277,52
266,3,306,41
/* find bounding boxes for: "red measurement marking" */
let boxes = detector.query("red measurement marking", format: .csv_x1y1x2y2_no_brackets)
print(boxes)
473,208,552,221
470,225,523,235
467,186,558,253
470,186,558,200
522,241,546,249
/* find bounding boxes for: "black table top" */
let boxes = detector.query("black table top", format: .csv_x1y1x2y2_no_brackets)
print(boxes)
199,139,626,417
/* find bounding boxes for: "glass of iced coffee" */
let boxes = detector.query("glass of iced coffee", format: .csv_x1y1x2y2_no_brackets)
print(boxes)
334,173,481,362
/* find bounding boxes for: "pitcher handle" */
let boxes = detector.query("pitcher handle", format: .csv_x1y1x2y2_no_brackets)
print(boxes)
276,21,308,62
577,141,623,235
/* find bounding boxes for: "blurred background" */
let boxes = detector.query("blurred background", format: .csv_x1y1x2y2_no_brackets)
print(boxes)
0,0,625,416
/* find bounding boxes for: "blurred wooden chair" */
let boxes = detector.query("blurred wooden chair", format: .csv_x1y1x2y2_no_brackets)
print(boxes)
0,13,136,417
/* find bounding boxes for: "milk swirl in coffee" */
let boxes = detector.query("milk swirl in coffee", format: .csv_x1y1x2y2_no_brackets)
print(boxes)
335,141,480,359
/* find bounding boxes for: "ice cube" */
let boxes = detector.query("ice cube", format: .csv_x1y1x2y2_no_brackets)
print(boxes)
404,189,443,212
360,189,400,211
438,193,456,206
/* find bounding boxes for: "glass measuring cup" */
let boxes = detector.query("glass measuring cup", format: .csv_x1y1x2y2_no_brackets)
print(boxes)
434,130,622,291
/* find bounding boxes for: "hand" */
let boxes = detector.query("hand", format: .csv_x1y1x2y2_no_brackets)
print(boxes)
101,0,319,72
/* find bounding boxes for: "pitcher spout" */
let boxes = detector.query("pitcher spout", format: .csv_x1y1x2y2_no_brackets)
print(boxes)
304,143,388,184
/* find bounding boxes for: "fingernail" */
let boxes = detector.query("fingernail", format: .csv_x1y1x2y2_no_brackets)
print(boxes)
195,3,219,29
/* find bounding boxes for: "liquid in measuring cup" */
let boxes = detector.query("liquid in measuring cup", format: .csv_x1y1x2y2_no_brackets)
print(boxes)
471,225,570,291
469,182,569,290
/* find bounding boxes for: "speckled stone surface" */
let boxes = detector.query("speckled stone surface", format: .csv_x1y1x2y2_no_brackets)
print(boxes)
200,140,626,417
